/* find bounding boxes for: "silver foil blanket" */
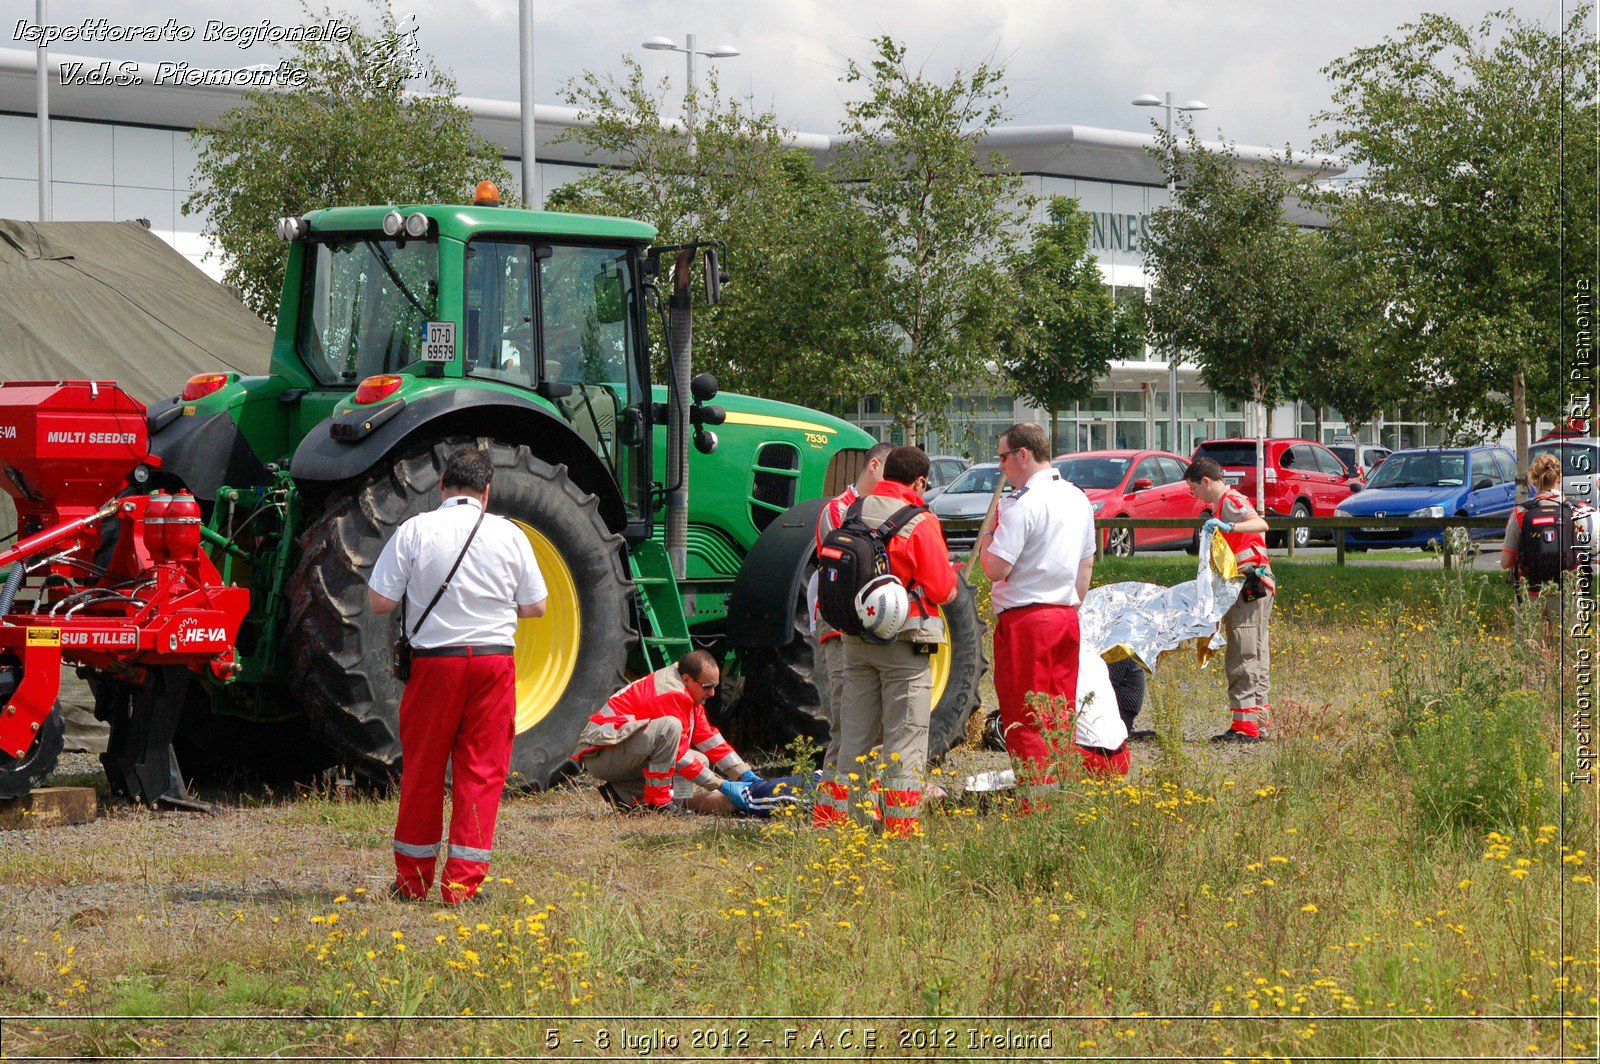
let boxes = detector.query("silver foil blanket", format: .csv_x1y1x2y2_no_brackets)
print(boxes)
1077,529,1244,672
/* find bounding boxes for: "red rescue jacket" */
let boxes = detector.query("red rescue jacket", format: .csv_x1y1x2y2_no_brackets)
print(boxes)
576,666,748,785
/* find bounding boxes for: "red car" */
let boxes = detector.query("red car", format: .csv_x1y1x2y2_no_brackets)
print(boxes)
1054,449,1207,557
1190,438,1361,548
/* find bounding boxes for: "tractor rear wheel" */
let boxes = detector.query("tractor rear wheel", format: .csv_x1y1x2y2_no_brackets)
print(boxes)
285,438,634,790
727,574,988,764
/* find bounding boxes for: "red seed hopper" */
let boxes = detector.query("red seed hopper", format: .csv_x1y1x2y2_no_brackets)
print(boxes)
0,381,248,806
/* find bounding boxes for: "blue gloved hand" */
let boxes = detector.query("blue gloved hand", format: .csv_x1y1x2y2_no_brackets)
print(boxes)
739,769,762,784
719,779,754,813
1202,517,1233,537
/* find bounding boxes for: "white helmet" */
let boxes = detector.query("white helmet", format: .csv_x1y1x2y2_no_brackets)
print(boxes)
855,574,910,643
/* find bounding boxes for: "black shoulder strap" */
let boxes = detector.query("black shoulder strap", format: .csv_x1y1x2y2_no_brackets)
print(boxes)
876,503,927,541
403,507,486,640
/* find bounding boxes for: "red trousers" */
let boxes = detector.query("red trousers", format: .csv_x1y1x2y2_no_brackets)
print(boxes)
393,651,515,903
994,603,1081,784
1078,744,1130,778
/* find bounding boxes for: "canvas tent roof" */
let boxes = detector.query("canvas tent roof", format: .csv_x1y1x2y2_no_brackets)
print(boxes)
0,219,271,402
0,219,271,543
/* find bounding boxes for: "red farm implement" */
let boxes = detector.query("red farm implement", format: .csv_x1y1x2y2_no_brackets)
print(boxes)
0,381,247,806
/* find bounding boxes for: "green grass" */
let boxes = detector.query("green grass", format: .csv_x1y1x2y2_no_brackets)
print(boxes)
0,567,1590,1060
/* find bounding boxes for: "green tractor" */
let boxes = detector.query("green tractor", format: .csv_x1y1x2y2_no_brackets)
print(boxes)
118,196,987,790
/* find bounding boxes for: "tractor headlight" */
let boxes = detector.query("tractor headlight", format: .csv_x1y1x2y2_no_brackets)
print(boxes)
1410,505,1446,518
403,212,431,238
275,216,307,241
381,210,405,237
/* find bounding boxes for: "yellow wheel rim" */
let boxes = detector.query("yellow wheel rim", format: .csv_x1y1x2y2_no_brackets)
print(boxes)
510,521,580,736
929,605,951,707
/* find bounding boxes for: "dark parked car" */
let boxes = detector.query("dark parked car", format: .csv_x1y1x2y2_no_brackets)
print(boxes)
923,454,971,501
1335,445,1518,550
1328,443,1391,480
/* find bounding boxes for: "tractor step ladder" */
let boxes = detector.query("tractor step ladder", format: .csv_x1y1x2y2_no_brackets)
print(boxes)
628,540,693,671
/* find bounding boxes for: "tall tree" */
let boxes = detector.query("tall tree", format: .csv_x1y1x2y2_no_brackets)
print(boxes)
1001,196,1143,449
1283,228,1405,440
835,36,1032,444
1143,135,1321,508
185,1,510,320
1317,5,1599,497
548,57,892,407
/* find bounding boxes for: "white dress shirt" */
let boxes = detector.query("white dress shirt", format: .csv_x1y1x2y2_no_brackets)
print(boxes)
369,496,547,649
989,467,1097,612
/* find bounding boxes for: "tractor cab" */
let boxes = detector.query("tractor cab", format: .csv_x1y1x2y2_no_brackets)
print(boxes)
272,199,660,533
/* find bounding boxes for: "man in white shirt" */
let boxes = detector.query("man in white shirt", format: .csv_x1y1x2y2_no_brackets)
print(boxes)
977,423,1098,795
368,447,548,904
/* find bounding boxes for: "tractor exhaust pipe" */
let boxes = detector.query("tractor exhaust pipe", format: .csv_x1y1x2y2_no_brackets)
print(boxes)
665,250,694,579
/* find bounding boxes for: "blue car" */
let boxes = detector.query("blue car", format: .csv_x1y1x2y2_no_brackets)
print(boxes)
1334,445,1518,549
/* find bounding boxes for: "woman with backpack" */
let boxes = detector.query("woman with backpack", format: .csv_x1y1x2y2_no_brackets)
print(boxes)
1501,452,1596,607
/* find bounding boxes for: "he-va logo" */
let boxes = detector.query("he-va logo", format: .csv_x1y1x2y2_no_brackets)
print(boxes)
181,627,228,644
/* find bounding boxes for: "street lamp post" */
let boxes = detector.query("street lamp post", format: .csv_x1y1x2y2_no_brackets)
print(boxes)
36,0,50,221
518,0,535,207
1133,91,1208,453
642,34,741,161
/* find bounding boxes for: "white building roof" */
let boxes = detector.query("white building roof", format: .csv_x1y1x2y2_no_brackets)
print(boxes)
0,47,1344,187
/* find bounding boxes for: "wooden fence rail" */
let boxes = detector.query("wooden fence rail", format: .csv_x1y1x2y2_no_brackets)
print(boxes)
944,515,1510,568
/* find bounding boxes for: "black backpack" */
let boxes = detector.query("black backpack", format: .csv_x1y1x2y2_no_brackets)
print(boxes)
816,499,925,637
1515,497,1583,588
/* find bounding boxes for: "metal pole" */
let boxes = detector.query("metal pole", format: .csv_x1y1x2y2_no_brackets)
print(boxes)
666,251,694,579
1165,91,1177,451
35,0,50,222
518,0,536,207
684,33,697,161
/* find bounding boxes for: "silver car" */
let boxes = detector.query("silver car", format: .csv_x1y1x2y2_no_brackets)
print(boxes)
930,463,1009,554
1529,435,1599,511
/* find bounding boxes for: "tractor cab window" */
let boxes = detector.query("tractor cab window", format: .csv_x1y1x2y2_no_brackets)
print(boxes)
297,238,439,384
464,242,536,389
540,246,644,520
465,239,648,524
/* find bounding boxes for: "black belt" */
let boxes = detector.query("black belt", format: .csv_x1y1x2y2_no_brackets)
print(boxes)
412,644,515,658
1077,742,1128,757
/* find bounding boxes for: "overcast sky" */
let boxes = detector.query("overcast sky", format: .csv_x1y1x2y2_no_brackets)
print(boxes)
9,0,1561,149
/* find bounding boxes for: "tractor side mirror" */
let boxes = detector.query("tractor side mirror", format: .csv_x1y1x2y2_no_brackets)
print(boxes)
618,405,644,447
703,248,728,306
691,373,720,403
535,380,573,401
